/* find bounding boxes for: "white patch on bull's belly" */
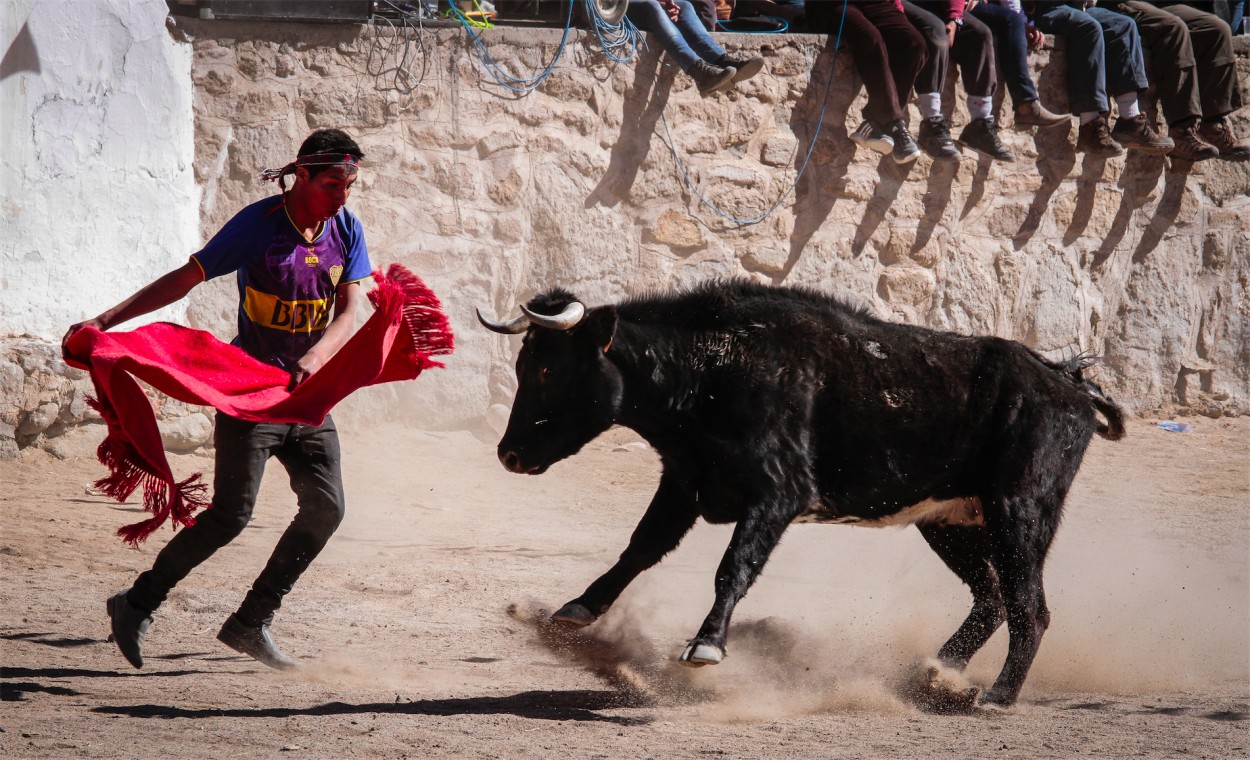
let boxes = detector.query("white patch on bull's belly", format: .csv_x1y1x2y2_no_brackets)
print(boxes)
793,497,984,528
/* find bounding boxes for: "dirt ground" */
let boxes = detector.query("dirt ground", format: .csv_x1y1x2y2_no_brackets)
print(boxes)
2,413,1247,759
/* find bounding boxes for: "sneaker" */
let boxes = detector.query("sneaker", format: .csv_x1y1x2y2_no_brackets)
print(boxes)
850,120,894,155
217,614,297,671
888,119,921,164
716,54,765,85
1110,113,1174,155
958,117,1016,162
1077,116,1125,157
1168,119,1220,162
1013,99,1070,130
917,116,962,162
1199,119,1250,162
687,60,736,97
106,591,152,669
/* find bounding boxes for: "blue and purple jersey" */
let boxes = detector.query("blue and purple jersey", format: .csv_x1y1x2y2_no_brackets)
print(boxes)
191,196,372,369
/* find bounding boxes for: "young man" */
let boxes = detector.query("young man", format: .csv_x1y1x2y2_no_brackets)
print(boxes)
626,0,766,96
63,129,372,670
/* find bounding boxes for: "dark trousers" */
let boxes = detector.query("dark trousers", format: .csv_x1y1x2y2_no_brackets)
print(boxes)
905,0,996,98
626,0,726,72
1031,3,1149,114
1115,1,1243,122
809,0,927,124
969,0,1041,107
129,412,346,627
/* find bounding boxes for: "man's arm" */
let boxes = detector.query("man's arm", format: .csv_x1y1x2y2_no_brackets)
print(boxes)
62,260,205,352
286,280,365,390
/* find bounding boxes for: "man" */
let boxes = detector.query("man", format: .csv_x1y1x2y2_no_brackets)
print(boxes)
808,0,927,164
625,0,766,96
63,129,372,670
1023,1,1175,155
905,0,1017,161
1102,0,1250,160
966,0,1071,131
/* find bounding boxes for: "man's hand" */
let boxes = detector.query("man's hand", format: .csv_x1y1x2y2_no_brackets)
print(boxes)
287,349,327,391
62,317,105,357
946,20,958,47
1027,25,1044,50
660,0,680,22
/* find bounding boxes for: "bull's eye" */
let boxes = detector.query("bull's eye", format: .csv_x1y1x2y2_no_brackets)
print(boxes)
540,366,555,381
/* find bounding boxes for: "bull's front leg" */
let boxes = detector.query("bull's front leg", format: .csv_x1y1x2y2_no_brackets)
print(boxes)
680,503,795,666
552,472,698,627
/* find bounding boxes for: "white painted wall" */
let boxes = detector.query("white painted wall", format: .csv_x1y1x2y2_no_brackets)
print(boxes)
0,0,198,339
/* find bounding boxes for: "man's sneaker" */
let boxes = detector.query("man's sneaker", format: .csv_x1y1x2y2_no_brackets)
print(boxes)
958,117,1016,162
1168,119,1219,162
1013,99,1070,130
217,614,297,671
1110,113,1174,155
850,120,894,155
1199,118,1250,162
888,119,921,164
716,54,765,85
106,591,152,669
917,116,962,162
688,60,736,97
1077,116,1125,157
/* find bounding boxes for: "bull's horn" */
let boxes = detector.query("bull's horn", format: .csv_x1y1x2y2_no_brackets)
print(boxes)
476,308,530,334
520,302,585,331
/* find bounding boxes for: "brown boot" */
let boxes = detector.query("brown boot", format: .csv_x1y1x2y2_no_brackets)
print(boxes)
1110,113,1174,155
1077,116,1125,157
1014,99,1070,130
1168,119,1219,162
1198,118,1250,162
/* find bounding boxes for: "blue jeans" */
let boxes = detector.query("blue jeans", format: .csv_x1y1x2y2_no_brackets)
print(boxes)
627,0,726,72
968,1,1039,106
1032,3,1149,114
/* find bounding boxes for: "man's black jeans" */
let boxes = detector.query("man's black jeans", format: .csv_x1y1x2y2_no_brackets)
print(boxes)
128,411,346,626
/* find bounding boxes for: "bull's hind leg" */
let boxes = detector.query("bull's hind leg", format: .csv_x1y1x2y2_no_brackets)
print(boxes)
552,473,698,627
917,524,1006,669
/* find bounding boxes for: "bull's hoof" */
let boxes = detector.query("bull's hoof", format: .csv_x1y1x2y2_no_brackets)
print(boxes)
679,641,725,667
550,602,597,628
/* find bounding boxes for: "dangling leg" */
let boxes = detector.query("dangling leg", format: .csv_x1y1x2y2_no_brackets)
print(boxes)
917,523,1006,669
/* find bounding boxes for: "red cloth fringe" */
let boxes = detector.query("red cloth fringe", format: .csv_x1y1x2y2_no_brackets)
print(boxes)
65,264,453,546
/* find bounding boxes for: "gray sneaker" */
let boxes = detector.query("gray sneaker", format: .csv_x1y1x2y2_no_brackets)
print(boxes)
716,54,765,84
106,591,152,669
217,614,297,670
688,60,736,97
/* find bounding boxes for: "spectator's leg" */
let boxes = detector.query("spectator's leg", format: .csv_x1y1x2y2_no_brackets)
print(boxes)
836,2,904,126
672,0,728,61
1113,1,1200,128
968,2,1040,109
862,0,928,118
904,1,948,117
1088,7,1150,99
954,11,997,102
1032,4,1109,117
1166,3,1243,118
626,0,702,71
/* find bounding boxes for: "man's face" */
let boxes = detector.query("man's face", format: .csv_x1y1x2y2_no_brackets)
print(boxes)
295,165,358,222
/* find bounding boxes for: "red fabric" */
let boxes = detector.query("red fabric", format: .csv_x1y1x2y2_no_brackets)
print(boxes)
63,264,454,546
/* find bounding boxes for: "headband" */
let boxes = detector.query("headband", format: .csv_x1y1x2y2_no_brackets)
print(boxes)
259,153,361,183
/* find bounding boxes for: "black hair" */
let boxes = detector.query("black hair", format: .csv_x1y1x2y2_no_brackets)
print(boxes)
297,129,364,178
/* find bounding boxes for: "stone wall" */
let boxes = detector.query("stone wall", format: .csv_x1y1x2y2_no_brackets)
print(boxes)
3,14,1248,458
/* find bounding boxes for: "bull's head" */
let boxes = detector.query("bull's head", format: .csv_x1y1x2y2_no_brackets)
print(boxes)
478,289,622,475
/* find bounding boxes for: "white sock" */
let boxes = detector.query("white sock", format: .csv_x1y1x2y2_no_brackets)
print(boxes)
1115,92,1140,119
917,92,942,120
967,95,993,122
1079,111,1102,125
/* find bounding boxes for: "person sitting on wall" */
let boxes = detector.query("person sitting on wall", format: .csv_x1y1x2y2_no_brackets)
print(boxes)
626,0,767,96
1100,0,1250,160
806,0,927,164
62,129,374,672
965,0,1070,133
904,0,1017,162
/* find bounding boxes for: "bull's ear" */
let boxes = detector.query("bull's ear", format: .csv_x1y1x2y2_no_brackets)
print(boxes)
575,306,618,352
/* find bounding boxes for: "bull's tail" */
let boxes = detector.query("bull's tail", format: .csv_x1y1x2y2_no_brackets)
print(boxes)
1040,350,1127,441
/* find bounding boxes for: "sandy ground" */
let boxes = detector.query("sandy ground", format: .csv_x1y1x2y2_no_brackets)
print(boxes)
1,413,1247,759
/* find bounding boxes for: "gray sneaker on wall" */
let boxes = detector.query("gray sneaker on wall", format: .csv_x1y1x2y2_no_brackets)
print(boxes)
688,60,736,97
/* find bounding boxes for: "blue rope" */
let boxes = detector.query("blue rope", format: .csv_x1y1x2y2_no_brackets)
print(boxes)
661,0,847,226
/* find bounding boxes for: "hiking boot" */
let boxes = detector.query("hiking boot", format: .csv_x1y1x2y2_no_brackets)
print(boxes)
687,60,736,97
1199,118,1250,162
1077,116,1125,157
716,54,765,85
1168,119,1219,162
958,117,1016,162
1013,99,1069,130
888,119,921,164
1110,113,1174,155
217,614,297,671
917,116,962,162
106,591,152,669
850,120,894,155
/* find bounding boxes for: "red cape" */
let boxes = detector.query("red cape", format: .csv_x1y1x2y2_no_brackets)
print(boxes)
64,264,454,545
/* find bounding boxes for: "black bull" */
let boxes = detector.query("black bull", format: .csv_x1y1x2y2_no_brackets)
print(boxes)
479,280,1124,707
